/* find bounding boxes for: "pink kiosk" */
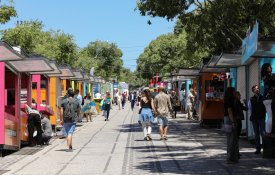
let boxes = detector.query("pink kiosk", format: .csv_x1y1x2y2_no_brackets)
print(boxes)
0,41,24,154
0,44,54,154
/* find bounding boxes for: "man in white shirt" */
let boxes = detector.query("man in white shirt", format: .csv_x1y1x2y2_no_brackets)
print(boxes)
179,87,186,112
75,89,83,122
186,88,195,119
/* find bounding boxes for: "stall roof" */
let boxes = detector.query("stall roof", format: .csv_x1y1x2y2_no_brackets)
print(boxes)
89,76,95,82
242,39,275,65
71,71,84,80
82,72,90,80
49,66,75,78
8,56,54,73
200,66,229,73
30,61,61,75
172,68,200,76
215,53,242,67
207,55,221,67
0,41,24,61
172,75,198,81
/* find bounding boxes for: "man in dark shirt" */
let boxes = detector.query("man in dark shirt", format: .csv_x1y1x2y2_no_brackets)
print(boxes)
130,92,137,111
61,89,80,151
248,85,266,154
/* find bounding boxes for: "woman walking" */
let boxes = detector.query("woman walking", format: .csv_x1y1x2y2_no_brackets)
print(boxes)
224,87,239,164
103,92,112,121
139,89,156,141
82,93,94,122
234,91,248,158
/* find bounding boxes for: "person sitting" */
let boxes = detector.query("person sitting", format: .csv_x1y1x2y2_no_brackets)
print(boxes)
41,113,53,145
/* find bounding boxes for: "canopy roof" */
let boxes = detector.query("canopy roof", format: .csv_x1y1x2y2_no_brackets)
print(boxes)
49,65,75,78
30,61,61,75
8,55,53,73
0,41,24,61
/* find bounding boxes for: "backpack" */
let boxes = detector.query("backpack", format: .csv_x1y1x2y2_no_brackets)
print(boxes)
64,99,77,121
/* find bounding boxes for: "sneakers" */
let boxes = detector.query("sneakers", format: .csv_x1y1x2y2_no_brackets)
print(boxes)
163,136,168,140
147,135,152,141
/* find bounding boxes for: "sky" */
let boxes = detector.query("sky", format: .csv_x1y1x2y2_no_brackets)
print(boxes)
1,0,175,71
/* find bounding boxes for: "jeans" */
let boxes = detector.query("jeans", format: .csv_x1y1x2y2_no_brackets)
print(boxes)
252,119,265,151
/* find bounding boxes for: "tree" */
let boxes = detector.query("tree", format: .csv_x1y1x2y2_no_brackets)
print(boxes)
0,0,17,24
1,20,78,65
137,0,275,54
76,41,123,79
137,32,206,79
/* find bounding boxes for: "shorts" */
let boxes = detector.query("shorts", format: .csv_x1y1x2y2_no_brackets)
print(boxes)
157,116,168,126
64,122,76,135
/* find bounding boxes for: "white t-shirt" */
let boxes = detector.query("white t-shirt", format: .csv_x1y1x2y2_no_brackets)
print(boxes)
186,92,194,106
95,93,101,98
179,90,186,101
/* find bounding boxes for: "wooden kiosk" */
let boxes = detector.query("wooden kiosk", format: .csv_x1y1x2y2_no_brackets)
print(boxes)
198,57,229,127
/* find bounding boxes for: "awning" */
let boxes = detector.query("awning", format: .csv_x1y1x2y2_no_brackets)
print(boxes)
8,56,54,73
89,76,95,82
200,66,229,73
172,75,199,81
71,71,84,80
207,55,221,67
0,41,24,61
215,53,242,67
82,72,90,80
49,66,75,78
172,68,200,76
30,61,61,75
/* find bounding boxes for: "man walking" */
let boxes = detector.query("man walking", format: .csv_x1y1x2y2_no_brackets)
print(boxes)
248,85,266,154
130,92,137,110
61,89,81,152
75,89,83,122
154,86,172,140
179,87,186,112
186,88,195,119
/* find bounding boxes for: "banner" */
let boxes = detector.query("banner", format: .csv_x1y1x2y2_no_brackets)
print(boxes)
242,21,258,64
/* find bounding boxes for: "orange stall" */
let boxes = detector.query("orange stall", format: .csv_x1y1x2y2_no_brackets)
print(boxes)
48,65,75,129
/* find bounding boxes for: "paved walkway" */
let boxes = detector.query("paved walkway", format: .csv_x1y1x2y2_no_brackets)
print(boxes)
0,103,275,175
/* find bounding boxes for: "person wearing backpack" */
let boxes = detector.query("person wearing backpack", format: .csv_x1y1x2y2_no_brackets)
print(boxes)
61,89,81,152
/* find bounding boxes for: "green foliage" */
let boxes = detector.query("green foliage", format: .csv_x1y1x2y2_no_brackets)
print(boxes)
137,32,207,79
1,20,78,65
0,1,17,24
75,41,123,79
137,0,275,55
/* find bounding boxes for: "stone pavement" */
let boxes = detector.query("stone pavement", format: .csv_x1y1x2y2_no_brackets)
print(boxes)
0,103,275,175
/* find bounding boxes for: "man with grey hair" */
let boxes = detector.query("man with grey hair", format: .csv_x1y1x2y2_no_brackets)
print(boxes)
187,88,195,119
154,86,172,140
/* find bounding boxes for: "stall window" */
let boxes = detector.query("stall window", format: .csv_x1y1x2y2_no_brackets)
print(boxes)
41,80,47,89
205,80,224,99
32,82,37,89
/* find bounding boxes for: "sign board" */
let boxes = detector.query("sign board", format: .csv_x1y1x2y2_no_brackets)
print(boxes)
242,21,258,64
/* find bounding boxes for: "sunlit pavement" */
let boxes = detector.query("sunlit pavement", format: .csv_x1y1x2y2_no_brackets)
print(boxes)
0,103,275,175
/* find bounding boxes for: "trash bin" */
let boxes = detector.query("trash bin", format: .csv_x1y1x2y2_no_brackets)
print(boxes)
94,98,103,113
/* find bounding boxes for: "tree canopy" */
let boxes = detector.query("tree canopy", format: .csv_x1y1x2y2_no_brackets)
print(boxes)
0,0,17,24
74,41,123,79
1,21,78,65
137,0,275,54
